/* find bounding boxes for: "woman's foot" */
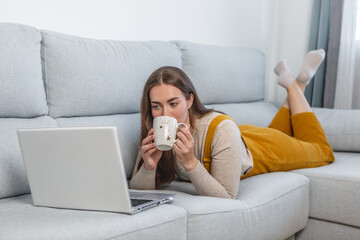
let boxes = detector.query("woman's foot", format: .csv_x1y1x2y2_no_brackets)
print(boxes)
296,49,325,85
274,60,296,89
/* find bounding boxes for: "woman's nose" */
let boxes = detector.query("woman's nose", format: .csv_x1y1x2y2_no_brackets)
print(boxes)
162,106,171,117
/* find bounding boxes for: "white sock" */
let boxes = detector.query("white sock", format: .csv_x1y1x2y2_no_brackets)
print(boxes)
296,49,325,85
274,60,295,89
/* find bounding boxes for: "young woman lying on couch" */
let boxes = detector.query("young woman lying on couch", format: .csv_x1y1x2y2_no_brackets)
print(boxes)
130,50,335,199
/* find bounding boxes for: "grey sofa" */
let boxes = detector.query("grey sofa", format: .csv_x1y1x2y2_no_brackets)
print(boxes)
0,23,359,240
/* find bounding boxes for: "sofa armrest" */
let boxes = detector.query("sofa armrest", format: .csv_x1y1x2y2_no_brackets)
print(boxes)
313,107,360,152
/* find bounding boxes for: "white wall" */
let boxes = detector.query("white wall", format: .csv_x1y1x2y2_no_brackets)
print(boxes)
0,0,313,103
266,0,313,103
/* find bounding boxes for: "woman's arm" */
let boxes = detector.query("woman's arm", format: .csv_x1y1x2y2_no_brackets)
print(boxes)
129,151,157,190
186,120,245,199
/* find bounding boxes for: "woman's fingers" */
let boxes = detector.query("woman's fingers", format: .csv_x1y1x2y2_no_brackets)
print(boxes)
141,128,157,157
142,129,155,145
142,136,153,146
143,145,157,158
174,135,185,149
140,128,162,171
148,128,154,136
176,127,193,146
181,126,193,141
141,142,156,153
173,142,181,152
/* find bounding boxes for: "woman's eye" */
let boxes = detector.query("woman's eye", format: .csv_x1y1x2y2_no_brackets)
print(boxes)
152,105,160,110
170,102,178,107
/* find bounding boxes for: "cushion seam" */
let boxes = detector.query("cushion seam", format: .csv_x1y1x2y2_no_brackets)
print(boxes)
327,133,360,136
41,32,50,116
309,217,360,229
303,175,360,183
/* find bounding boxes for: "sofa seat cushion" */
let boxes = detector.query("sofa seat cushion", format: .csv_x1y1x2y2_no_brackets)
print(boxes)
159,172,309,240
296,218,360,240
292,152,360,228
0,194,187,240
0,117,58,199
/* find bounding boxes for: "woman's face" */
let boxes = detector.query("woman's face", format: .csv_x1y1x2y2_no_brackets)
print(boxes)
149,84,193,125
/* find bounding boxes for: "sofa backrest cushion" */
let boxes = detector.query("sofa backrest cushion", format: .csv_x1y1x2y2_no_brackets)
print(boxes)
55,113,141,178
207,101,278,127
0,23,48,118
41,31,182,118
175,41,265,105
0,117,58,199
313,107,360,152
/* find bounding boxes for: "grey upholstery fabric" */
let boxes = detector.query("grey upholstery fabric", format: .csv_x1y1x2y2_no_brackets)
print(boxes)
313,107,360,151
285,235,295,240
41,31,182,118
160,172,309,240
206,101,278,127
56,114,141,178
0,194,187,240
175,41,265,105
292,152,360,228
296,218,360,240
0,23,48,118
0,117,58,199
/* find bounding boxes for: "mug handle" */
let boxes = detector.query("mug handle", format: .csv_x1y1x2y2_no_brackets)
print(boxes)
173,123,188,143
176,123,188,130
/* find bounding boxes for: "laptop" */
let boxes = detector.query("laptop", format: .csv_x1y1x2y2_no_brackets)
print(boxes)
17,126,174,214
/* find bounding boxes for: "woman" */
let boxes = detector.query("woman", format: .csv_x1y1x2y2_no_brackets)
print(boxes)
130,50,335,199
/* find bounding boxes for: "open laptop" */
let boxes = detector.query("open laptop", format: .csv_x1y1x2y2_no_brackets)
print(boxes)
17,126,174,214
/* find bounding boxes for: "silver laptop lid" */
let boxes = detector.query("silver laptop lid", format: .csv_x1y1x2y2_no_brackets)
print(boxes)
17,126,133,213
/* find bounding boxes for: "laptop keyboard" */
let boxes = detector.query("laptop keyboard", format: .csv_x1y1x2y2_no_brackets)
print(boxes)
131,199,152,207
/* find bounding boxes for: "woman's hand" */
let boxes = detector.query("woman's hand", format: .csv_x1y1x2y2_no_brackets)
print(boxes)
140,128,162,171
173,126,198,171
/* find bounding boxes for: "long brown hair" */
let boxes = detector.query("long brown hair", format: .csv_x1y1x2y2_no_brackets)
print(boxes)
138,66,214,187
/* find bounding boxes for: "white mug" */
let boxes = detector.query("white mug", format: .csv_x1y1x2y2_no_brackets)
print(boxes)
153,116,188,151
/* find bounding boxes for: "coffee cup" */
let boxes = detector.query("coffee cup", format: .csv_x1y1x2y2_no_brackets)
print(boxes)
153,116,188,151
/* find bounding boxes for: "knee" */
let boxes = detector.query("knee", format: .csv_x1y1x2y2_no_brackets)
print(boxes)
324,146,335,163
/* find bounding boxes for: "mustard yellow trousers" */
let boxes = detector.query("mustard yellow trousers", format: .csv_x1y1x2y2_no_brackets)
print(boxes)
240,107,335,179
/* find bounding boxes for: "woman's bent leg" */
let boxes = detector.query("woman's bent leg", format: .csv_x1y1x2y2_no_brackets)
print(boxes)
268,107,293,136
291,112,332,147
240,125,334,179
242,50,333,179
